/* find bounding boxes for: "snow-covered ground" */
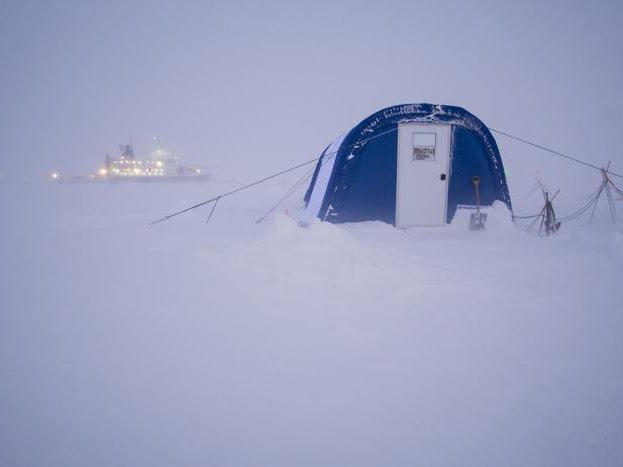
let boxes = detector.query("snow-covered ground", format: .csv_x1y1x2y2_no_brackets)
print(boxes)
1,176,622,467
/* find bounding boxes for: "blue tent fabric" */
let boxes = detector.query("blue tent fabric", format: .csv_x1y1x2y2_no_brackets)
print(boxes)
305,104,512,225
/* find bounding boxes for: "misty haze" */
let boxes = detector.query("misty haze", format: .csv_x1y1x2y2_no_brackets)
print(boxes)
1,1,622,466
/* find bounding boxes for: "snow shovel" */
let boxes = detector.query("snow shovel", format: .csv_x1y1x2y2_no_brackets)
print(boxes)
470,176,487,230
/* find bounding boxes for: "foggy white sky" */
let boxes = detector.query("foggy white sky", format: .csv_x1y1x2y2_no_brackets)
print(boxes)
1,0,622,198
2,6,623,464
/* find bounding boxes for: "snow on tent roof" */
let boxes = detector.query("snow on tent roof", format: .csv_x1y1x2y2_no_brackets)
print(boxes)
304,103,512,226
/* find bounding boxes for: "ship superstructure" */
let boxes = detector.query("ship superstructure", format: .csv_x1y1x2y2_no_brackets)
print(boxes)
50,141,208,182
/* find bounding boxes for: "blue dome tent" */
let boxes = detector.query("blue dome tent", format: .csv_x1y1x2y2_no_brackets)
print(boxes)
303,104,512,228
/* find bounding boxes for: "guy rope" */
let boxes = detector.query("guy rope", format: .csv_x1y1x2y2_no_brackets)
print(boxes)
150,126,622,228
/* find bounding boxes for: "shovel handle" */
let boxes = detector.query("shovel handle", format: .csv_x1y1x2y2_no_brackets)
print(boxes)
472,176,481,211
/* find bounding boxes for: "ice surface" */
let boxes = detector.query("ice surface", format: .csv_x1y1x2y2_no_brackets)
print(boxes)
0,179,622,467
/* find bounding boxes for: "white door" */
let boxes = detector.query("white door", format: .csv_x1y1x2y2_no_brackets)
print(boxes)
396,123,451,228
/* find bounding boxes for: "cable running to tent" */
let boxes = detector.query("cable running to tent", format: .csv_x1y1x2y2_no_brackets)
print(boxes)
149,157,320,225
489,128,623,179
511,213,541,220
149,128,397,225
254,127,403,223
255,166,317,224
513,161,623,227
151,122,621,226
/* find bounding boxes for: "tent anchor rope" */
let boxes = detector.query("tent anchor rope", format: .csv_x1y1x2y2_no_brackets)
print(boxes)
148,130,387,226
205,196,221,224
489,128,623,179
514,162,623,227
255,166,317,224
149,157,320,225
150,118,621,226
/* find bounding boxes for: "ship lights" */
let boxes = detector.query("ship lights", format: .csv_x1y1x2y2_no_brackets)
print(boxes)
50,142,202,181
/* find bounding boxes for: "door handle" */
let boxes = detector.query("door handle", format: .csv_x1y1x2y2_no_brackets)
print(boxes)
440,173,447,181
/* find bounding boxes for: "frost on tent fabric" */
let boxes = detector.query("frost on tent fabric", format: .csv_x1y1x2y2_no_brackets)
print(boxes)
303,104,512,228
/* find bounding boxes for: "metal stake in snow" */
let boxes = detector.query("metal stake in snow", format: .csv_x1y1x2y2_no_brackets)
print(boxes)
541,191,560,235
588,162,622,224
525,189,560,235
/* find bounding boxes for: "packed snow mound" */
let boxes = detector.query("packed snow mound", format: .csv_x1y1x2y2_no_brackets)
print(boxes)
1,181,622,467
612,231,623,259
448,200,517,234
568,227,623,263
